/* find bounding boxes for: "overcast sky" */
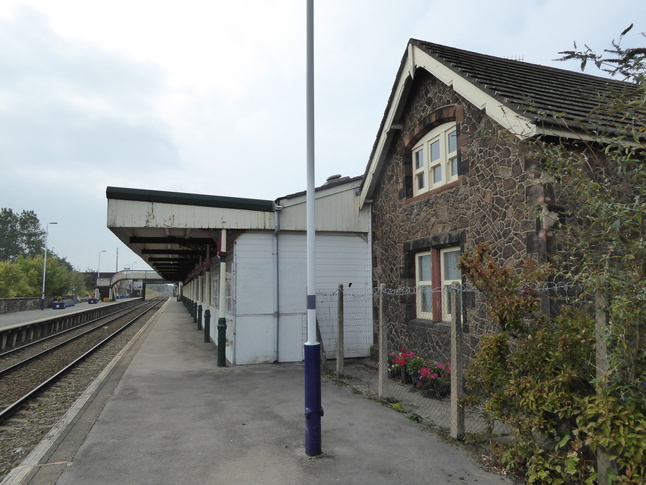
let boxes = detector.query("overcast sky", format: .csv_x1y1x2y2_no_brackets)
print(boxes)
0,0,643,273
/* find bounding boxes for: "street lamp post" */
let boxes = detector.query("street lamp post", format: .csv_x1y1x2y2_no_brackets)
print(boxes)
97,249,107,284
131,262,137,297
41,222,58,310
96,249,107,302
97,250,107,280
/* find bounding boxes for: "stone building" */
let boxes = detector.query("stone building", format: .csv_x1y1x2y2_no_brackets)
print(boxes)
358,40,630,360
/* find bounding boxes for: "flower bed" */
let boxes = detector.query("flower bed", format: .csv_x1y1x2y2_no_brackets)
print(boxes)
387,348,451,398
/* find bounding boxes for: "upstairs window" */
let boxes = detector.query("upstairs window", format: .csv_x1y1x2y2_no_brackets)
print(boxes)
412,123,458,196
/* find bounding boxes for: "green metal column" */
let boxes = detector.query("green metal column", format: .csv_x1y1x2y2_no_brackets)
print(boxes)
217,316,227,366
197,305,203,330
204,309,211,343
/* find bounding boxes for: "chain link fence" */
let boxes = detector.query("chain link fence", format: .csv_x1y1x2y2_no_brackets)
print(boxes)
317,284,493,438
316,285,374,361
317,281,591,442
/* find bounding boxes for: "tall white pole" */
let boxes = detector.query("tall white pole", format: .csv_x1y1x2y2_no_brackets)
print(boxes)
304,0,322,457
40,221,58,310
306,0,316,346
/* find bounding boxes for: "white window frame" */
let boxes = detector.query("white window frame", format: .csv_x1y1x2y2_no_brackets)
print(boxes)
414,246,462,321
440,247,462,321
411,123,458,197
413,147,425,193
415,251,433,319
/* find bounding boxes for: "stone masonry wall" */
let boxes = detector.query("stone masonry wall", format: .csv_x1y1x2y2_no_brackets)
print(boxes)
0,297,45,314
371,70,549,360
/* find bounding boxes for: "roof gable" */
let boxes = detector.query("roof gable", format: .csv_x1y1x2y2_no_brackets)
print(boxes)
359,40,635,208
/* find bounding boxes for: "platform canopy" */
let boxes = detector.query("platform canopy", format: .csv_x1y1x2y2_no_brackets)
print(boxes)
106,187,275,282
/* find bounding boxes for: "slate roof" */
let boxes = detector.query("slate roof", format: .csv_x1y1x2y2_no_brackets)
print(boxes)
411,39,634,134
359,40,639,207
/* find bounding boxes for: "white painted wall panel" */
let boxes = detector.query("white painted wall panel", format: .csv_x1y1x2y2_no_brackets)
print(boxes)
278,314,306,362
228,231,372,363
276,233,308,316
233,233,274,315
314,234,373,359
277,232,373,359
234,315,276,365
278,187,369,233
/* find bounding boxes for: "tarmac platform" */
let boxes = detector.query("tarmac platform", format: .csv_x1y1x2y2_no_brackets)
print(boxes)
2,299,514,485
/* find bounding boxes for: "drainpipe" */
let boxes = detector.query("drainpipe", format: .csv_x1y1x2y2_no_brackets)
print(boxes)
273,202,283,362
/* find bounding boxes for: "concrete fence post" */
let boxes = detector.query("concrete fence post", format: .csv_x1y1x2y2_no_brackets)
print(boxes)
336,284,344,378
595,292,612,485
378,283,387,399
595,292,609,385
450,283,465,440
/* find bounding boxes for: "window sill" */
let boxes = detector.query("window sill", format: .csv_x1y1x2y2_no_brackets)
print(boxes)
406,178,461,204
408,318,450,328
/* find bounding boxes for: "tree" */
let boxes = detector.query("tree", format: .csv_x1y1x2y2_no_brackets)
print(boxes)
0,208,44,261
0,260,32,298
0,208,94,299
545,25,645,389
459,246,602,483
558,24,646,79
460,27,645,484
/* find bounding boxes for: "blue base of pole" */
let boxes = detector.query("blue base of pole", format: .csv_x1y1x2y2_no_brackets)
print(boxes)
304,342,323,456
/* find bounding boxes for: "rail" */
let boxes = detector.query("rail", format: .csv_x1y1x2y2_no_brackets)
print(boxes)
0,299,142,351
0,298,164,424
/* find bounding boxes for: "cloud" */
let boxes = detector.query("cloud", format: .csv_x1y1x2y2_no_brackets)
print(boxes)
0,7,179,172
0,7,180,270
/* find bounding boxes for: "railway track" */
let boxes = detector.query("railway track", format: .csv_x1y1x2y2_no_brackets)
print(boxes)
0,302,150,368
0,298,164,425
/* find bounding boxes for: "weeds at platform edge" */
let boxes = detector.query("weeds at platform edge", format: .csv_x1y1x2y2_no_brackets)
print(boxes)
390,401,424,423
